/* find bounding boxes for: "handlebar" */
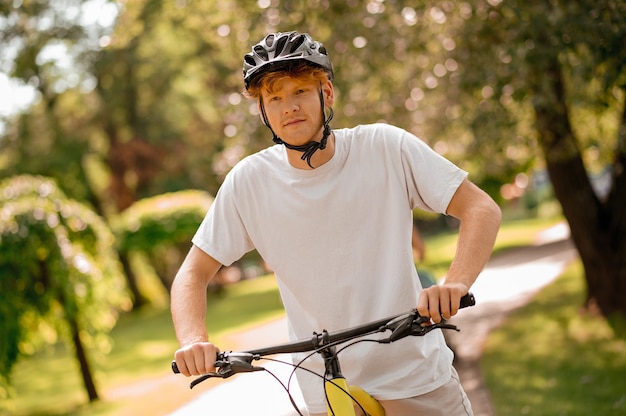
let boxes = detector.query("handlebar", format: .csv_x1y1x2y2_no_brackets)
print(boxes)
173,292,475,388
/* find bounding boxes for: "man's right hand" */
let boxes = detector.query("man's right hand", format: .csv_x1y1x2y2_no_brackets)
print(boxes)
173,341,221,376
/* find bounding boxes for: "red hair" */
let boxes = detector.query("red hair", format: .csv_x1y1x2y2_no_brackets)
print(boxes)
244,62,331,100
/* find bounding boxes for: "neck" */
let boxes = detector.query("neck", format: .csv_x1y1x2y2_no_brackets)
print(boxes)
286,131,335,170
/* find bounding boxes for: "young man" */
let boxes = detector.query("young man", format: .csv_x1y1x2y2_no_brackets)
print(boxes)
171,31,501,415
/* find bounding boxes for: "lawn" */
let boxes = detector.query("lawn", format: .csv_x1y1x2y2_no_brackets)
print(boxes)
481,260,626,415
6,215,620,416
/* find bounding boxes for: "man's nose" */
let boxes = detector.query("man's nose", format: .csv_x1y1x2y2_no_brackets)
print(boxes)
283,97,300,113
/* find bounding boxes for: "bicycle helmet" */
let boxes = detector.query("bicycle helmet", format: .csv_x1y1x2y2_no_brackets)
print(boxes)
243,31,335,169
243,31,333,90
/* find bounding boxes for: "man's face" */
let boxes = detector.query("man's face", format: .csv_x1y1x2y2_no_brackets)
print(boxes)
260,77,334,146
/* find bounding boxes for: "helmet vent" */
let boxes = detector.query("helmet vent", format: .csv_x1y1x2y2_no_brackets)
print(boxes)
275,36,289,56
264,33,276,47
290,34,306,53
253,45,269,60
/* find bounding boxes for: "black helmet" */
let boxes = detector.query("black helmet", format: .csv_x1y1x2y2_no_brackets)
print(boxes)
243,31,333,90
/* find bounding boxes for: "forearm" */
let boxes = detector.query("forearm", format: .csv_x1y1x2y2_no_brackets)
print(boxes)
171,273,210,346
418,182,501,321
445,197,501,289
170,245,222,346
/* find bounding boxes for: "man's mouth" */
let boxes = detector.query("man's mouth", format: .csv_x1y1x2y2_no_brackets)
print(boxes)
284,118,304,127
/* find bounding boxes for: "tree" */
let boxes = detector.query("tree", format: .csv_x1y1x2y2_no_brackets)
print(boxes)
113,190,214,292
448,0,626,326
0,175,130,402
0,0,115,210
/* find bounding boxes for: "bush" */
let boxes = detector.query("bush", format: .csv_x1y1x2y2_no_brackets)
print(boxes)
0,175,130,401
112,190,214,290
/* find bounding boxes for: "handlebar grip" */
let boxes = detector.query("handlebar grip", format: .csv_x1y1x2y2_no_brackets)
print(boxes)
172,351,224,374
459,292,475,309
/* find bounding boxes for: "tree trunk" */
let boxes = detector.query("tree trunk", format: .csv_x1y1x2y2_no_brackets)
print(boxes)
531,54,626,322
68,314,99,402
119,251,148,310
105,126,138,212
43,261,99,401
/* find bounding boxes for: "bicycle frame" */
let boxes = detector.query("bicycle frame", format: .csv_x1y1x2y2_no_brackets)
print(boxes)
324,366,386,415
172,293,475,416
317,330,384,415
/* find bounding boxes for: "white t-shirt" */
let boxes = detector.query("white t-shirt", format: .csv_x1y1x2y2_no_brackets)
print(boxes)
193,123,468,413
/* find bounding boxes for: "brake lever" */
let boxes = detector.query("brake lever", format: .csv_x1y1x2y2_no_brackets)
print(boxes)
173,352,263,389
381,310,460,342
378,310,421,343
409,321,460,337
217,353,264,377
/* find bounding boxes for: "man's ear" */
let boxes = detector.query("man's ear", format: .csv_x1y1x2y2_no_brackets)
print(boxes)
322,81,335,108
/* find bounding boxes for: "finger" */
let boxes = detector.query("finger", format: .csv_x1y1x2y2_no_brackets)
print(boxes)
204,346,218,373
428,289,442,323
439,290,452,320
185,352,199,375
187,343,205,375
450,292,461,316
193,351,207,375
417,290,430,318
174,350,191,376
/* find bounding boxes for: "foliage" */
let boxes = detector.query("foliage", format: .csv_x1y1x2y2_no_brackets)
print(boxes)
113,189,213,252
0,0,117,208
1,0,518,214
448,0,625,168
112,189,213,290
482,260,626,415
0,175,130,401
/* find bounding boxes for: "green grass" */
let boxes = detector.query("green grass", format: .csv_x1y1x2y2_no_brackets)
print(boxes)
482,260,626,415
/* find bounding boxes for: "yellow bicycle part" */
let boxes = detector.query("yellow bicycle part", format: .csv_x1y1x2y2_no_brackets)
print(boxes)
348,385,385,416
325,378,385,416
326,377,356,415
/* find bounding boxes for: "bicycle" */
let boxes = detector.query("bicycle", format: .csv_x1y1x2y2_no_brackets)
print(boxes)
172,292,475,416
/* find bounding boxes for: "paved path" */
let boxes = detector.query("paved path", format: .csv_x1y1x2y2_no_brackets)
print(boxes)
170,223,578,415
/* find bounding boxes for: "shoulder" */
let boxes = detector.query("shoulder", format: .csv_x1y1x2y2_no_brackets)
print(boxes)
226,145,283,179
339,123,423,153
215,146,284,197
341,123,408,138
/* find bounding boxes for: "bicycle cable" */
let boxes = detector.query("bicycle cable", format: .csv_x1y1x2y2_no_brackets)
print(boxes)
253,336,381,416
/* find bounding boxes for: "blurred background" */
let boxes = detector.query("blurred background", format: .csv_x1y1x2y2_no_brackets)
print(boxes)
1,0,625,415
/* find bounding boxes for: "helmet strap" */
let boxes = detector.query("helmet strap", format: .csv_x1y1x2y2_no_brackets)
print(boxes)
259,87,333,169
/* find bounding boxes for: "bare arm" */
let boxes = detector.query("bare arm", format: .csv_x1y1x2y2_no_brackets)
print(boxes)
417,178,501,322
171,245,223,376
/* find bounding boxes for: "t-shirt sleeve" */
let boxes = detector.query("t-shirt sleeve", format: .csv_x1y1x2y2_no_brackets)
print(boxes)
399,129,468,214
191,170,255,266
